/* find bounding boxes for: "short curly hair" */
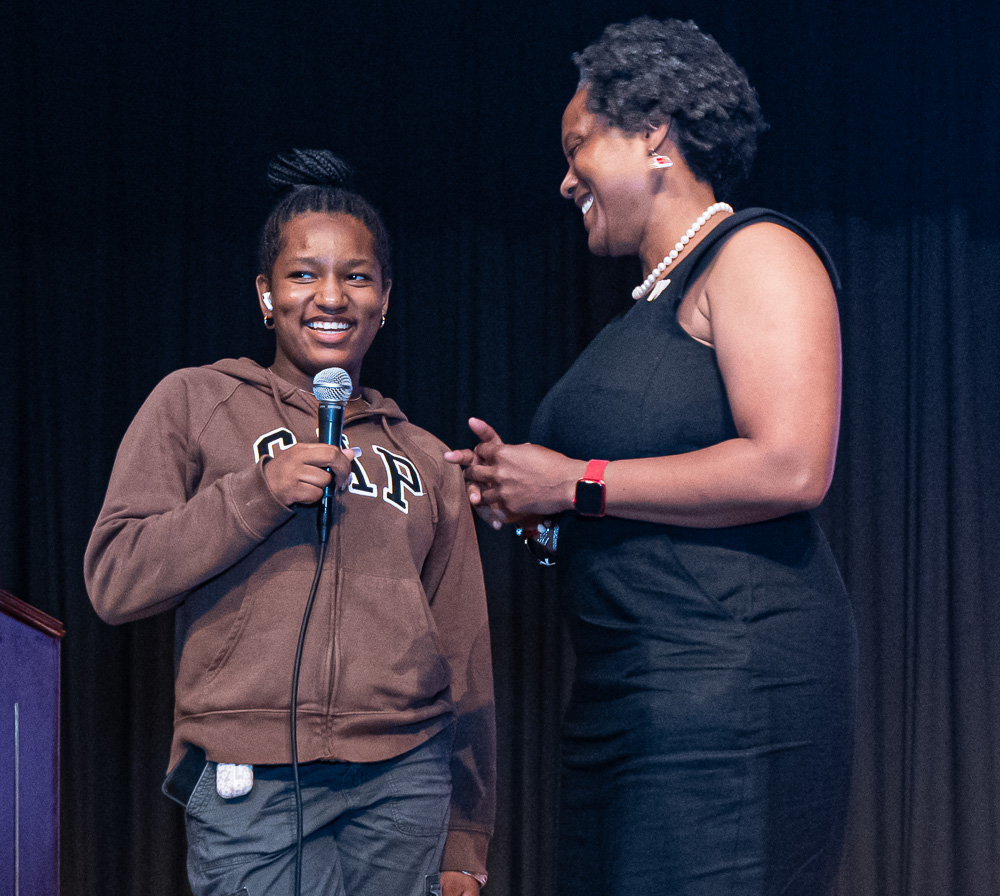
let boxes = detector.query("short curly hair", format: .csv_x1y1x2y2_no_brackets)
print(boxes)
573,17,767,197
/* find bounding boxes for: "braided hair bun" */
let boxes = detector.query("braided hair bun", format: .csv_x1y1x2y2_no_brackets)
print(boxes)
256,149,392,281
266,148,357,194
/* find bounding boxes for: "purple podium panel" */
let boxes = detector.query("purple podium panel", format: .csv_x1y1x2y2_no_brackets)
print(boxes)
0,589,63,896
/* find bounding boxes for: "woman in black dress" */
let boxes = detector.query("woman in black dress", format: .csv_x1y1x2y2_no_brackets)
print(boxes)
445,17,856,896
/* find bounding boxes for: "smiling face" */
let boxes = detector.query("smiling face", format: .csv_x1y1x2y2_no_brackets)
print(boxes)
257,211,390,394
559,88,655,257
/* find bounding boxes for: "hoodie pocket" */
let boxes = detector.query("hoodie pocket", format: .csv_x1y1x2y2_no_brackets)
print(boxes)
178,564,327,715
333,569,451,715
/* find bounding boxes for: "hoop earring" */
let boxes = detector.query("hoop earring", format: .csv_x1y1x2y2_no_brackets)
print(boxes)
263,315,275,330
380,314,386,328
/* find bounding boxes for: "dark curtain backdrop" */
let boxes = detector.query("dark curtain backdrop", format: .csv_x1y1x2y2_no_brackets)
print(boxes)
2,1,998,894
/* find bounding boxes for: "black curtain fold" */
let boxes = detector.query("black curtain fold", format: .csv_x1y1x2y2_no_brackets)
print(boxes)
826,210,1000,896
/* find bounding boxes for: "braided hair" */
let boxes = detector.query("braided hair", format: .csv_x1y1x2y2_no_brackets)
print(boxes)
257,149,392,281
572,18,767,198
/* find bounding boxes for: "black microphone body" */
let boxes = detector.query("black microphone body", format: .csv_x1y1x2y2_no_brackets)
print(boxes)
316,401,345,541
312,368,354,542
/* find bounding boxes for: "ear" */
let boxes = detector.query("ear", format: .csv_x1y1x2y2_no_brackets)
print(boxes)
380,280,392,318
255,275,273,314
644,115,672,155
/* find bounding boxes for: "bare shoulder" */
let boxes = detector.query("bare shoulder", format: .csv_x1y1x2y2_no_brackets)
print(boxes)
681,220,838,347
709,220,834,293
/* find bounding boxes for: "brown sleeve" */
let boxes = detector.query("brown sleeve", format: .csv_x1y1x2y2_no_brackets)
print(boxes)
84,373,293,624
422,457,496,873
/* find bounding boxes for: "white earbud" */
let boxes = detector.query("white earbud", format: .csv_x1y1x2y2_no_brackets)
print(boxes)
261,291,273,311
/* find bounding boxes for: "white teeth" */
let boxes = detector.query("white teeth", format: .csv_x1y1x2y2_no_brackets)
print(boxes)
308,321,349,331
581,195,593,215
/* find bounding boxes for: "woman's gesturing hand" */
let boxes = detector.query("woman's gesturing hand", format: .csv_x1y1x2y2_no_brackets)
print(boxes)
443,419,510,529
262,442,358,507
445,417,582,528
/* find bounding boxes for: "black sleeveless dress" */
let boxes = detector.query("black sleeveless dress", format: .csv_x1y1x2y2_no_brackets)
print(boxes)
530,210,857,896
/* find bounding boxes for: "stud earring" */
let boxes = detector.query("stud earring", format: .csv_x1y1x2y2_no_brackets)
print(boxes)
649,152,673,170
263,315,275,330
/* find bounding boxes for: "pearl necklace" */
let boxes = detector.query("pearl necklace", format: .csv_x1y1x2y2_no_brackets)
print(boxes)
632,201,734,301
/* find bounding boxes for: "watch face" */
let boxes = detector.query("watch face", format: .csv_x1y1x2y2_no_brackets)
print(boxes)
575,479,605,516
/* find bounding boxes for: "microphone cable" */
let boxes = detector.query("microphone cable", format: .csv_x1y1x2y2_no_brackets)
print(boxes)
290,532,327,896
290,366,351,896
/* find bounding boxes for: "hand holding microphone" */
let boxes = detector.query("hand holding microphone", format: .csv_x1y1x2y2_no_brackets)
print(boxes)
261,444,355,505
312,367,354,540
262,368,356,537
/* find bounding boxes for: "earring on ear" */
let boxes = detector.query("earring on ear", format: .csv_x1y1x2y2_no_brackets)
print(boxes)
263,316,275,330
380,314,386,328
262,291,273,311
649,152,673,170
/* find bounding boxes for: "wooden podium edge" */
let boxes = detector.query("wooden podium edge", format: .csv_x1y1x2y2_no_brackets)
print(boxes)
0,588,65,640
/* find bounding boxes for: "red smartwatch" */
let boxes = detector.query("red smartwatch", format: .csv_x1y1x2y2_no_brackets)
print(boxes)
574,459,609,517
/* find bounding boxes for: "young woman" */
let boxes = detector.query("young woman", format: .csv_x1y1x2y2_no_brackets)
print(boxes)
86,149,495,896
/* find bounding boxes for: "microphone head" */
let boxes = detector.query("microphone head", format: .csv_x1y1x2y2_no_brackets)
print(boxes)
312,367,353,404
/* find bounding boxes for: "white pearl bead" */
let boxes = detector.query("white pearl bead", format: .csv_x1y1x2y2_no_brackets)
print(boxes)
632,202,733,299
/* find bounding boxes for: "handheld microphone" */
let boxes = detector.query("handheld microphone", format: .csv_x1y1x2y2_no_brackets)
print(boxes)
312,367,353,542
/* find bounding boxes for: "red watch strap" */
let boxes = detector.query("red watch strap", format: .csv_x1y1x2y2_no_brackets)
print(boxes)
582,459,609,483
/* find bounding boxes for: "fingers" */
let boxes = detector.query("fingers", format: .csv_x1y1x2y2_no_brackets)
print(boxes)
462,464,494,486
332,446,361,491
467,479,509,529
445,417,502,464
444,448,477,466
263,443,358,506
305,445,354,490
476,504,508,530
477,484,505,506
444,419,504,474
440,870,480,896
468,417,501,444
445,420,510,526
327,447,359,491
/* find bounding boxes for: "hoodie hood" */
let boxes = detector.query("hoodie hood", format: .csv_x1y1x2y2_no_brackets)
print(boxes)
207,357,408,427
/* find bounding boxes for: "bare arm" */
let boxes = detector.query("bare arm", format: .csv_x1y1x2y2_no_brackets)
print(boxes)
446,224,841,528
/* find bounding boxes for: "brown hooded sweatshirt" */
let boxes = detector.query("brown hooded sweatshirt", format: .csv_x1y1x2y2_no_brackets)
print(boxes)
84,357,495,873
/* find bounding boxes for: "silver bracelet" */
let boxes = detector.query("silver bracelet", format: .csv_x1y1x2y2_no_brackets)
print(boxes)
456,870,488,887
